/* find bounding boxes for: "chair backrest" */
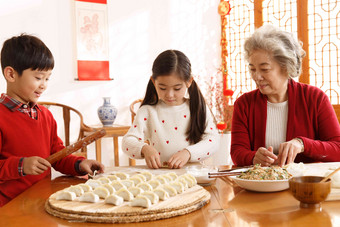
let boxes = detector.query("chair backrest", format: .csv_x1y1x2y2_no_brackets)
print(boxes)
38,102,92,147
129,99,143,123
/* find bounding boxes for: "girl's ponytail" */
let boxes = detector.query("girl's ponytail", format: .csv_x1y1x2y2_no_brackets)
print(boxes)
141,78,158,106
187,80,207,144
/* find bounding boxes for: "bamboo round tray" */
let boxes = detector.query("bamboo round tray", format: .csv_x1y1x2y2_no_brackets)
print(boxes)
45,185,210,223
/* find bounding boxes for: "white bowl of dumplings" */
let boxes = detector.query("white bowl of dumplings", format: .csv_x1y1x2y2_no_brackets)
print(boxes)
54,171,197,208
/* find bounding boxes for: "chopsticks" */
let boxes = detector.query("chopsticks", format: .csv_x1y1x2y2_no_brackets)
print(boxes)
208,171,243,178
218,165,253,172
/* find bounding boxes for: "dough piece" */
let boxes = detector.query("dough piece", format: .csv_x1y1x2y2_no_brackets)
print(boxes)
56,191,76,201
79,192,100,203
111,180,127,191
137,182,153,192
102,183,115,194
141,191,159,204
65,185,84,197
148,180,161,189
114,172,129,180
128,186,144,197
129,176,143,185
166,172,178,181
85,179,102,189
120,180,135,188
161,174,173,183
155,175,167,184
130,195,152,208
105,194,124,206
162,184,177,197
177,178,189,190
170,181,184,193
94,186,110,199
116,188,134,201
98,177,111,184
78,183,92,192
140,171,153,181
153,188,170,201
107,175,120,181
134,174,147,182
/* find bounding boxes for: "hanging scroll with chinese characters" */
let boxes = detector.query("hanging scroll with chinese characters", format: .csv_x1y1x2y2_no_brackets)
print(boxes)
75,0,111,80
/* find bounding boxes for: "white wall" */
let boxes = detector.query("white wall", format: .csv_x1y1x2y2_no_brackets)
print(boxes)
0,0,221,167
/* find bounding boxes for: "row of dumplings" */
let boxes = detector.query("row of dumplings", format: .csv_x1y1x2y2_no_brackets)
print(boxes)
55,171,197,208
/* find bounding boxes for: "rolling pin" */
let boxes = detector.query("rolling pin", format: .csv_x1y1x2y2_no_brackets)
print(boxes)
46,129,106,164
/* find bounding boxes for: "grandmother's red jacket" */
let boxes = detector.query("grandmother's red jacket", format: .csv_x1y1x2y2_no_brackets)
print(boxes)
0,104,85,206
231,79,340,166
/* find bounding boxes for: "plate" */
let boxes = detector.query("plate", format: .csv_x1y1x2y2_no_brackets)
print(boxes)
229,168,290,192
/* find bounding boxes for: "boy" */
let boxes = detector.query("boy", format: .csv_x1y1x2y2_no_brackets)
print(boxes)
0,34,104,207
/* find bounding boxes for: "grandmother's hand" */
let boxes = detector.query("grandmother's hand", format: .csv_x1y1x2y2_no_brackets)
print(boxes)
277,139,304,167
253,146,277,166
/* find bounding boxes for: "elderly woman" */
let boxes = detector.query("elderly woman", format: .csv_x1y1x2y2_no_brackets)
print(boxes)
231,25,340,167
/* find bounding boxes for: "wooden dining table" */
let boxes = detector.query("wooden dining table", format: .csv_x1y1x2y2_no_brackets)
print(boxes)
1,166,340,227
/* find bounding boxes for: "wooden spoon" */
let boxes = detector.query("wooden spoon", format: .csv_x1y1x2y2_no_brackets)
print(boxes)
320,166,340,183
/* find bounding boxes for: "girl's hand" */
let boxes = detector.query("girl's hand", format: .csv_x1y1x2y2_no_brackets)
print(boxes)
141,145,161,169
277,139,304,167
23,156,51,175
79,159,105,175
253,146,277,166
168,149,191,169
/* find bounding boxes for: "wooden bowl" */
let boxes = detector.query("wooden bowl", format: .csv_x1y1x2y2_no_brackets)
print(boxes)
289,176,331,209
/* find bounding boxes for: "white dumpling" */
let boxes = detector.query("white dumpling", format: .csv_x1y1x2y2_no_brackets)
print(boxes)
177,178,189,190
128,186,144,197
79,192,99,203
116,188,134,201
107,175,120,181
78,183,92,192
98,177,111,184
129,176,143,185
166,172,178,181
102,183,116,194
134,174,147,182
65,185,84,197
111,180,127,191
120,180,135,188
140,171,153,181
141,191,159,204
85,179,102,189
148,180,161,189
115,172,129,180
184,173,197,185
178,175,195,188
153,188,169,201
161,174,173,183
155,175,167,184
56,191,76,201
137,182,153,192
170,182,184,194
130,195,152,208
105,194,124,206
94,186,110,199
162,184,177,196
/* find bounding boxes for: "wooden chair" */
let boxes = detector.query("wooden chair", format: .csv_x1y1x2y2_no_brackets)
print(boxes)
129,99,143,123
38,102,93,158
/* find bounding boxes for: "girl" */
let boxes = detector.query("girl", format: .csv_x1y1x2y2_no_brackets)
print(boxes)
122,50,219,169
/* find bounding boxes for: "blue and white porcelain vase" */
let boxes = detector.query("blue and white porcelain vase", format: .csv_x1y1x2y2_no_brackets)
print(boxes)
97,97,117,126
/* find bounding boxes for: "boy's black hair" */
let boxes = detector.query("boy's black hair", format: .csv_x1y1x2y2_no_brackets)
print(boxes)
1,34,54,75
141,50,207,144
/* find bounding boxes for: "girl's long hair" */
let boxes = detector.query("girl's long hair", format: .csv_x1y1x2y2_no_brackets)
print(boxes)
141,50,207,144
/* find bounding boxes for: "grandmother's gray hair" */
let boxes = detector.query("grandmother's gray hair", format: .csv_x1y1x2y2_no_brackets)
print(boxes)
244,24,306,78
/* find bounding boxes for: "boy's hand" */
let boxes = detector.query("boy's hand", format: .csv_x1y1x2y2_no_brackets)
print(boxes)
79,160,105,175
23,156,51,175
168,149,191,169
141,145,161,169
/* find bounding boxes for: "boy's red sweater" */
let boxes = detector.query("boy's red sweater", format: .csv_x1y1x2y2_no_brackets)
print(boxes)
0,104,84,205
